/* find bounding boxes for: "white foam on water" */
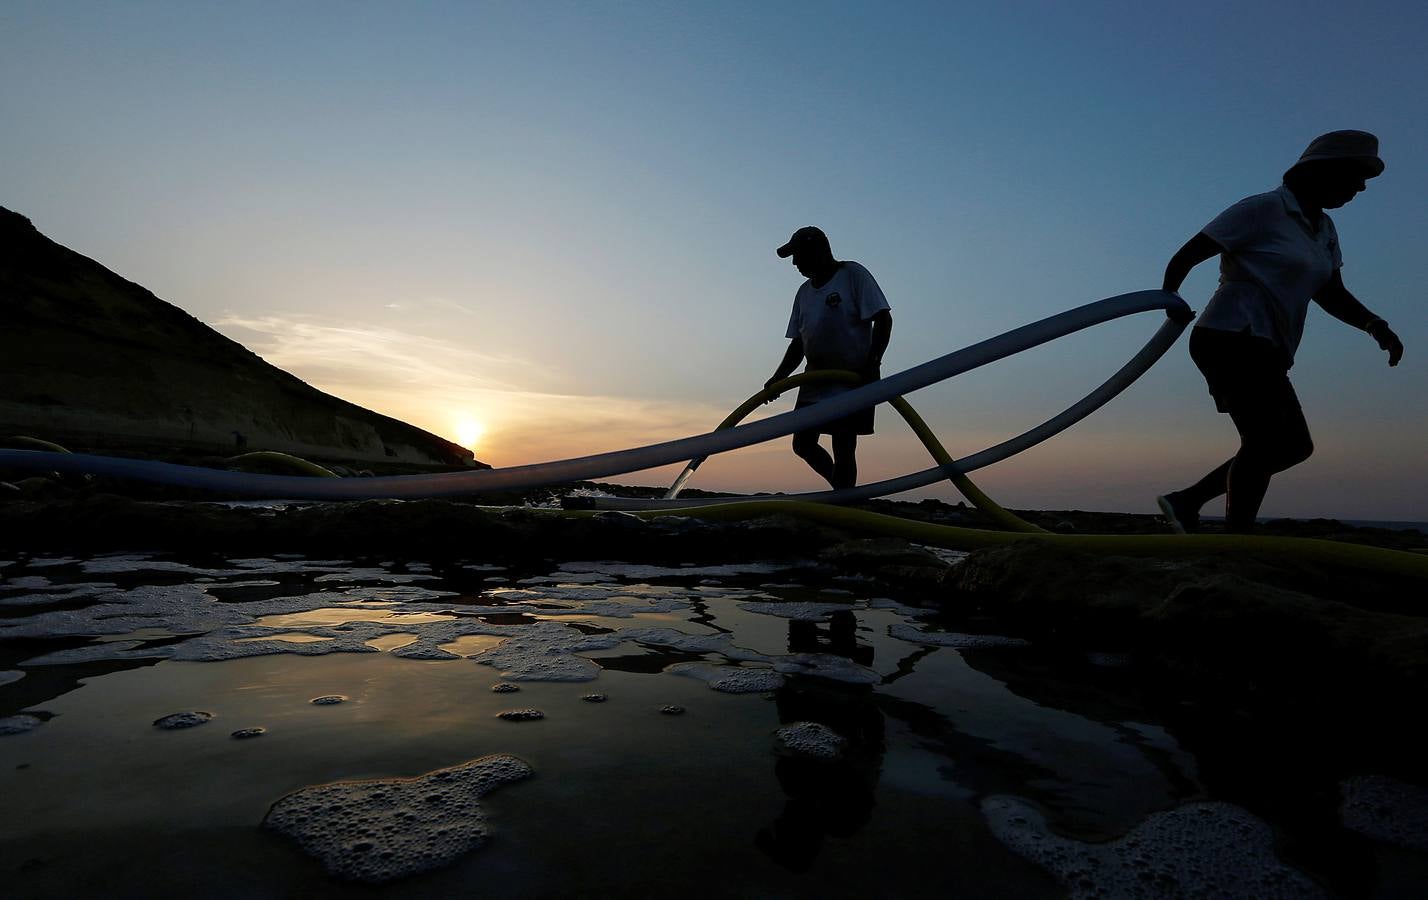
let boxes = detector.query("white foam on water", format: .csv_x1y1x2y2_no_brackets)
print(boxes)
735,601,851,621
231,727,266,739
667,662,785,693
311,695,348,705
262,753,533,883
1,714,44,736
533,595,693,619
775,722,846,759
490,683,520,693
1339,774,1428,851
26,556,80,568
888,623,1029,649
467,623,622,682
0,583,117,606
620,626,880,685
866,597,935,617
982,796,1322,899
496,708,544,721
313,569,440,584
2,576,53,590
517,572,612,585
771,653,881,685
558,561,800,579
153,711,213,729
0,670,25,686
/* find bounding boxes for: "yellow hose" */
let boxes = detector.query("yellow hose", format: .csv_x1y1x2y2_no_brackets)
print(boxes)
622,499,1428,580
645,373,1428,579
226,451,339,478
683,370,1045,533
4,436,72,453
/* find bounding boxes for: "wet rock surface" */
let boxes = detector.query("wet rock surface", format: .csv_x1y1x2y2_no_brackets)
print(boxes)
945,541,1428,741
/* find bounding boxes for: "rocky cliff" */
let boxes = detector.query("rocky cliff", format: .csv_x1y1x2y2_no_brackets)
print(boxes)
0,207,481,469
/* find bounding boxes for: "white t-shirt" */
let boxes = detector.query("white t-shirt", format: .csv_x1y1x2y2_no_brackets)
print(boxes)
785,260,891,403
1196,183,1343,363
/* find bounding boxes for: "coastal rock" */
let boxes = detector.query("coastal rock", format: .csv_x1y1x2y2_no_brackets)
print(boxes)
949,542,1428,714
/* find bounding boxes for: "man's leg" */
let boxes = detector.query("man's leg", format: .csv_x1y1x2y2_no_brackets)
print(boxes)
830,432,858,490
792,430,837,487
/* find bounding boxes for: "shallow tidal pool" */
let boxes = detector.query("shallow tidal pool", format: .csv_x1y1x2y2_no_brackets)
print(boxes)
1,551,1425,898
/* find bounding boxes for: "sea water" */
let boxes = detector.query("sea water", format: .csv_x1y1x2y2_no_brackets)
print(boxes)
1,551,1424,898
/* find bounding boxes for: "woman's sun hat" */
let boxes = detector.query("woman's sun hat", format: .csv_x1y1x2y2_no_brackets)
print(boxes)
1286,130,1385,179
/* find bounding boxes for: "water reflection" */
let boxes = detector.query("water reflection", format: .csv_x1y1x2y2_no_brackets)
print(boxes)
757,612,884,872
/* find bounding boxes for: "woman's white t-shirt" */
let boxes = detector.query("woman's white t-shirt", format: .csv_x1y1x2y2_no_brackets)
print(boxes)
1196,183,1343,363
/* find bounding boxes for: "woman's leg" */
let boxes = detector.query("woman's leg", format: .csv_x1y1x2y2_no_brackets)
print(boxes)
1224,397,1313,531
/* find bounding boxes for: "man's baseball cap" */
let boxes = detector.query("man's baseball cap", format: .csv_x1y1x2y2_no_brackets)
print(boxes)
1285,130,1385,179
776,226,830,258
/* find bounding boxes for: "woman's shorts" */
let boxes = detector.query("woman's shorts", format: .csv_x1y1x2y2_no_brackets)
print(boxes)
1189,327,1301,417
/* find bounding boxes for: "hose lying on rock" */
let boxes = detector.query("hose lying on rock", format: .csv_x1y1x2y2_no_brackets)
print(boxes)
5,288,1422,578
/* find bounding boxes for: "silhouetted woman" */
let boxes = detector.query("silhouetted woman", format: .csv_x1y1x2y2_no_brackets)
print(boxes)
1157,131,1403,533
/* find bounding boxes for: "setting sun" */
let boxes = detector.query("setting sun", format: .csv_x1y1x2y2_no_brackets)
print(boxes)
453,417,486,451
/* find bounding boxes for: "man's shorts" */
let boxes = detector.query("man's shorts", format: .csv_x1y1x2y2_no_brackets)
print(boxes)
794,397,875,436
1189,326,1302,417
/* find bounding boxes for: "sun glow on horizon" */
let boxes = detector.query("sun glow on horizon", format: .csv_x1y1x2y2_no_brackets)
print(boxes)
454,417,486,452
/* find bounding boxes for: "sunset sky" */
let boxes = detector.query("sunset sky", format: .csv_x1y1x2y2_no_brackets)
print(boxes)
5,1,1425,519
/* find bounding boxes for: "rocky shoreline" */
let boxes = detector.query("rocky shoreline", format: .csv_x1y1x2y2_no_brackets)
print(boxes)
5,485,1426,744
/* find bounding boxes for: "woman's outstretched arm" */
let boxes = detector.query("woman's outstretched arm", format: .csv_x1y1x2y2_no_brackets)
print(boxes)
1315,270,1404,366
1162,232,1222,294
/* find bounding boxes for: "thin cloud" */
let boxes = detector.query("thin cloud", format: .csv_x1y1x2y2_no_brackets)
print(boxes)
216,314,546,392
212,313,732,465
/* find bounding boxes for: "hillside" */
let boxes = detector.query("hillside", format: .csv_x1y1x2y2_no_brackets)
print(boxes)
0,207,481,469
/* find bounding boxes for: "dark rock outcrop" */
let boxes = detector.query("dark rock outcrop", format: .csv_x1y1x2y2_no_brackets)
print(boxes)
946,541,1428,716
0,206,480,469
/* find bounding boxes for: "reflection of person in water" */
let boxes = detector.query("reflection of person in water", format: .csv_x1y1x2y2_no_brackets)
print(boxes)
756,611,884,872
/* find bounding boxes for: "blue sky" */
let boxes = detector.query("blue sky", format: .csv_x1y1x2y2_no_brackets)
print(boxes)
4,1,1425,518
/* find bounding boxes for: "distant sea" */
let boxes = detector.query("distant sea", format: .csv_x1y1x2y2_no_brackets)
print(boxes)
1341,519,1428,533
1196,516,1428,533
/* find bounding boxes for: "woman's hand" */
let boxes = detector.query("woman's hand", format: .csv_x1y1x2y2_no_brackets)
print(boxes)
1368,320,1404,366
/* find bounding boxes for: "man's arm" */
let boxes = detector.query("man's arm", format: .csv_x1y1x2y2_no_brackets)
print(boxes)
765,336,805,397
1315,270,1403,366
864,310,892,381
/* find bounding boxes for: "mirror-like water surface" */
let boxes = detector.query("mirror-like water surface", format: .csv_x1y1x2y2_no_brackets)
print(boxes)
2,551,1424,898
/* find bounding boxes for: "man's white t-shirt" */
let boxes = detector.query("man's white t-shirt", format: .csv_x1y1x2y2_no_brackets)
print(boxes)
785,261,891,403
1196,184,1343,363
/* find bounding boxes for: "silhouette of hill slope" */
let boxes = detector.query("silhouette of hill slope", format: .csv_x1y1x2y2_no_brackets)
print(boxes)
0,207,481,469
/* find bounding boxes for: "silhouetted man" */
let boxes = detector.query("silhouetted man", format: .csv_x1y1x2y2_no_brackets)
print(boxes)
766,227,892,489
